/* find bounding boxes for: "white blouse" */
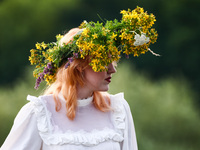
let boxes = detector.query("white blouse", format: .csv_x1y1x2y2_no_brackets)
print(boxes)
1,93,138,150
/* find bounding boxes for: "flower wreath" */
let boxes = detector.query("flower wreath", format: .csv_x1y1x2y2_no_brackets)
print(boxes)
29,6,159,89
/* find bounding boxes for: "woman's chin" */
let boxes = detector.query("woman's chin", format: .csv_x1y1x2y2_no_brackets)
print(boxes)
98,85,109,92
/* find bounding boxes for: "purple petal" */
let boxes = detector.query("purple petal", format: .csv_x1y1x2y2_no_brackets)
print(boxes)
47,62,53,69
73,53,79,58
34,77,41,89
68,57,73,63
65,62,70,69
43,67,49,74
39,73,44,80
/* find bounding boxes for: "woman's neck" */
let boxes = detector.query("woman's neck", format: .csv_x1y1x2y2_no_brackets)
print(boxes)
77,84,93,100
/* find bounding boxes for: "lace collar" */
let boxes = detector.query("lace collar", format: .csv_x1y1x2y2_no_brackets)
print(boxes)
58,92,93,107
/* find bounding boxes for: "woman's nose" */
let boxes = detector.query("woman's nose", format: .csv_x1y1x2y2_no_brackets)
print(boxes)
107,63,116,74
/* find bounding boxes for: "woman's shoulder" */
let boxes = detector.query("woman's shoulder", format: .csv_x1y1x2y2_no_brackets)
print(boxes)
27,94,56,110
26,94,55,135
109,92,129,107
109,92,124,100
27,94,53,102
26,94,55,117
109,92,132,119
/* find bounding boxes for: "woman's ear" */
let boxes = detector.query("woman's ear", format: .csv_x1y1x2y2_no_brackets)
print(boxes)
75,65,85,87
76,65,83,73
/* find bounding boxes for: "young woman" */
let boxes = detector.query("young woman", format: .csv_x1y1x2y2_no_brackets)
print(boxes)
1,7,158,150
1,28,138,150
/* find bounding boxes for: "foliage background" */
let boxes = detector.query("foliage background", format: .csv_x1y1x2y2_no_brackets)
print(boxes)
0,0,200,149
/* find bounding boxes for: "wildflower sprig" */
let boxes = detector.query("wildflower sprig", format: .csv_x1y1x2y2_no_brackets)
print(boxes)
29,6,158,89
29,34,80,89
77,6,158,71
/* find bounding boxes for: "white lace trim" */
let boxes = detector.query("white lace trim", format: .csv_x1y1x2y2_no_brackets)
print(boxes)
27,93,125,146
58,92,93,107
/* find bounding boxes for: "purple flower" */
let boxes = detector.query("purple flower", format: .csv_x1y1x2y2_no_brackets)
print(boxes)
65,56,76,69
43,63,53,75
43,67,49,74
34,77,41,89
65,62,70,69
73,53,79,58
68,57,73,63
34,73,45,89
39,73,44,80
47,62,53,69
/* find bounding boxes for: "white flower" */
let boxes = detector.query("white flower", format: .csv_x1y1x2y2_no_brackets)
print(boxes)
133,32,150,46
83,20,88,24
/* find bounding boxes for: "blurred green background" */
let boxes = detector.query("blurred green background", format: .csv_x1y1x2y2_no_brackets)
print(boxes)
0,0,200,149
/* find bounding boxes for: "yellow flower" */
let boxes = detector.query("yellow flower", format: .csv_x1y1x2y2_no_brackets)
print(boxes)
56,34,63,40
92,66,97,72
126,34,132,40
120,10,127,14
35,43,41,50
87,41,95,49
130,12,138,19
48,75,55,80
92,33,98,39
29,56,34,65
48,48,54,52
30,49,35,53
47,56,53,62
41,42,47,49
82,28,90,37
119,32,126,40
139,7,144,13
111,33,117,40
53,46,59,50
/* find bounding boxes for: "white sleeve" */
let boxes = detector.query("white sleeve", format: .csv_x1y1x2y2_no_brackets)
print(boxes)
1,102,42,150
121,99,138,150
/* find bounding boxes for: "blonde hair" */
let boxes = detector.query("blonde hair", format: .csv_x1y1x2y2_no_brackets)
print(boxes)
44,28,111,120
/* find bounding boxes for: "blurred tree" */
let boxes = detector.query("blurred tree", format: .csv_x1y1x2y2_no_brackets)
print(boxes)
0,0,81,84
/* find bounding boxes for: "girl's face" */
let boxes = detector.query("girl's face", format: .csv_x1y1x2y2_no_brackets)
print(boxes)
83,63,116,93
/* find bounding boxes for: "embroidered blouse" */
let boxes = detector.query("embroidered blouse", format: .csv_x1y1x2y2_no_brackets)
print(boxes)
1,93,138,150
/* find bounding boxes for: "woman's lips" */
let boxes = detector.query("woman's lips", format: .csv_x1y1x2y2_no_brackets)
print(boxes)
105,77,111,83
